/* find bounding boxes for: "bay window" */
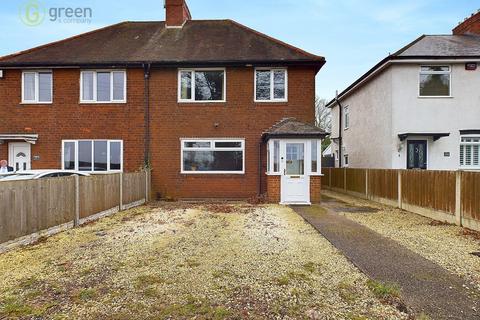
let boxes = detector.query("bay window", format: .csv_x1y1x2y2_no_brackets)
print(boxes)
22,71,52,103
62,140,123,172
80,70,126,103
181,139,244,173
255,69,287,102
460,136,480,169
178,69,225,102
419,66,451,97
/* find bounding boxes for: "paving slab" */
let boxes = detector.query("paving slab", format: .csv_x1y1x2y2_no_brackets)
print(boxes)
292,200,480,320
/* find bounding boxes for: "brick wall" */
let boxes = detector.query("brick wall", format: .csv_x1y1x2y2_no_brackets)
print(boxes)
0,66,316,199
453,12,480,35
310,176,322,203
266,175,280,203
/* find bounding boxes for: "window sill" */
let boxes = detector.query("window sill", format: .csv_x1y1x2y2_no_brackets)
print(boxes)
178,100,226,104
254,100,288,104
265,172,281,176
417,96,453,99
79,101,127,104
181,171,245,175
20,102,53,105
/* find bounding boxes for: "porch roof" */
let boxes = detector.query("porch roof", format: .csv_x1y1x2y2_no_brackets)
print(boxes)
262,118,328,141
398,132,450,142
0,134,38,144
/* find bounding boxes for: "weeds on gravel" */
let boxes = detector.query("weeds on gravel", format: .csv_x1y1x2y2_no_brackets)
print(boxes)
367,280,400,300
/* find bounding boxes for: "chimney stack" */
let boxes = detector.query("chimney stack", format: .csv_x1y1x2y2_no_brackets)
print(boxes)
453,9,480,35
165,0,191,28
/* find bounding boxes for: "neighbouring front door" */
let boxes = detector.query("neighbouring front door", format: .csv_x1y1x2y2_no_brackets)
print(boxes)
8,142,31,171
281,142,310,204
407,140,427,169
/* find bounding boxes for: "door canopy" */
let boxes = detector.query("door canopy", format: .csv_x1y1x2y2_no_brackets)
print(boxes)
262,118,328,142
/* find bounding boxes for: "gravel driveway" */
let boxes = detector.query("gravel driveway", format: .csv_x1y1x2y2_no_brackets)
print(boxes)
0,203,406,319
322,190,480,292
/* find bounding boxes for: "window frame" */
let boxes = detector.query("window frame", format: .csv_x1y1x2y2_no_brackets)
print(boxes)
459,135,480,170
61,139,123,173
79,70,127,104
177,68,227,103
180,138,245,174
254,68,288,103
418,65,452,98
21,70,53,104
344,105,350,130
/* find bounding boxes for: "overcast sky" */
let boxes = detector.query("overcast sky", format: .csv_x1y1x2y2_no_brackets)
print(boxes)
1,0,477,100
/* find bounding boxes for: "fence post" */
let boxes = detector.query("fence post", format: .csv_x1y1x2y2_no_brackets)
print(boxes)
329,168,332,188
145,170,150,203
119,172,123,211
344,168,347,192
74,175,80,227
365,169,369,198
455,170,462,226
397,170,402,209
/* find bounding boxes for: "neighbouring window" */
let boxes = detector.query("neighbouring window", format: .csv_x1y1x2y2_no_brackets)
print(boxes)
22,71,52,103
344,106,350,129
255,69,287,101
460,136,480,168
62,140,123,172
419,66,451,97
80,70,126,102
182,139,244,173
311,140,318,173
179,69,225,102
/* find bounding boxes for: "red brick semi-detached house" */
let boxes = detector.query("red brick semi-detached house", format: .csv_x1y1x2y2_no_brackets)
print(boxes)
0,0,327,204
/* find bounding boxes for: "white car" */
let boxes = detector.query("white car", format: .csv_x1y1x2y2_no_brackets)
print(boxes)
0,170,90,182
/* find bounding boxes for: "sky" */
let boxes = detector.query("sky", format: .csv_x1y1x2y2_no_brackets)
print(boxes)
1,0,478,100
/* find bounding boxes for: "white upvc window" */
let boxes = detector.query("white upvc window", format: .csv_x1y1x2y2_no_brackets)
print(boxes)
460,136,480,169
181,139,244,174
419,65,451,97
255,68,288,102
62,140,123,172
80,70,126,103
344,106,350,130
178,69,226,102
311,140,321,174
22,71,53,103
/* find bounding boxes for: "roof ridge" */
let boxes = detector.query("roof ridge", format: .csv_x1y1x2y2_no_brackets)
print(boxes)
0,21,130,62
227,19,325,61
392,34,426,56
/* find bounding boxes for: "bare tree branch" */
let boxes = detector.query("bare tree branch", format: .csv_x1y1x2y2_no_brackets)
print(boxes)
315,97,331,132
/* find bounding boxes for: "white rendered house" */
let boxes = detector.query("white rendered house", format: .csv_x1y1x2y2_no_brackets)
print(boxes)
327,12,480,171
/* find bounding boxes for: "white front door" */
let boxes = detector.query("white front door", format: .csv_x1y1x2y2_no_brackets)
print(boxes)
8,142,31,171
281,142,310,204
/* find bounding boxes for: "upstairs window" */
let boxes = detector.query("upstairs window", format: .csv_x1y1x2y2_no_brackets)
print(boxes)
80,70,126,103
179,69,225,102
255,69,287,102
344,106,350,129
22,71,52,103
419,66,450,97
181,139,244,173
460,136,480,169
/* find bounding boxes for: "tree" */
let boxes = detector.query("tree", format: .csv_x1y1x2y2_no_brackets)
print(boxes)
315,97,332,151
315,97,331,132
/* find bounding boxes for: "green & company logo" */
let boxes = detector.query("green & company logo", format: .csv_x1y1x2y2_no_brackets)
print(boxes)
19,0,46,26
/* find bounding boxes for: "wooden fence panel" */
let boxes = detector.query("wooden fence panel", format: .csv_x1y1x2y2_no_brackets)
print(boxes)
461,171,480,221
0,177,75,244
401,170,456,215
123,171,146,205
79,174,120,218
321,168,331,187
331,168,345,189
367,169,398,201
346,168,366,194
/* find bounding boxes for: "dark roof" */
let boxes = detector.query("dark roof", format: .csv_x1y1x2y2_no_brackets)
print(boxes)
326,34,480,107
262,118,328,141
395,34,480,57
0,20,325,68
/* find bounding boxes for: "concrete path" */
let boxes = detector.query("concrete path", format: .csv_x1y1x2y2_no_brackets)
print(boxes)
292,198,480,320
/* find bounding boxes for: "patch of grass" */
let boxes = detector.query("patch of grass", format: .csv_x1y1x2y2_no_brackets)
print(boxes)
186,259,201,268
286,270,309,281
135,274,165,289
338,281,359,303
302,262,317,273
275,276,290,286
212,269,234,279
366,280,400,300
75,288,97,301
417,312,432,320
0,297,34,317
